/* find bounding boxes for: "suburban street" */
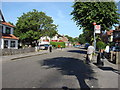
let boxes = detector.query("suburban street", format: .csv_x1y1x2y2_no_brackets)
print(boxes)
1,1,120,90
2,47,119,89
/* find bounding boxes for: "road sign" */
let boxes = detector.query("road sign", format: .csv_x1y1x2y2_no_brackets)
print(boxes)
95,25,101,33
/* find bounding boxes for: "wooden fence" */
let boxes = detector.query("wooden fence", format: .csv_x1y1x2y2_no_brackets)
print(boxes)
2,48,35,56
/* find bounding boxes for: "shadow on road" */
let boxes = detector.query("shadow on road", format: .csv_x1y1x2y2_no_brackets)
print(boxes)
93,63,120,75
40,57,97,89
67,50,87,55
98,67,120,75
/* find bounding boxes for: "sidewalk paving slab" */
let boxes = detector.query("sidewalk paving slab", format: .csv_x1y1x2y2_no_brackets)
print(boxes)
2,50,49,62
1,47,70,62
89,57,119,88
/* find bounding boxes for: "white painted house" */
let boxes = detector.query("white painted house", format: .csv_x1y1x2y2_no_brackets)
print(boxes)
38,34,72,47
0,10,19,49
38,36,50,45
38,34,60,45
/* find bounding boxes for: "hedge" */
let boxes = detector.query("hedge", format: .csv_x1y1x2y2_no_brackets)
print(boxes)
50,41,65,48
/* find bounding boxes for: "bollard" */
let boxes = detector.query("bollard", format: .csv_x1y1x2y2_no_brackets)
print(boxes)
116,52,119,64
49,45,52,52
35,46,38,52
97,52,104,67
110,51,113,62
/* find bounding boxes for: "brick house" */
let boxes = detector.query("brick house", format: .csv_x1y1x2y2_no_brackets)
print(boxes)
101,30,114,43
0,10,19,49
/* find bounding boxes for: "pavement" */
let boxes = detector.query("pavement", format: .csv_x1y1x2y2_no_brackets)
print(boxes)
2,49,56,62
1,47,72,62
2,47,120,89
87,53,120,88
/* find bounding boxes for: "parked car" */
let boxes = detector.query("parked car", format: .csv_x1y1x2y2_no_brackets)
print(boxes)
111,46,120,52
39,44,50,50
84,43,90,49
74,45,81,48
44,44,50,50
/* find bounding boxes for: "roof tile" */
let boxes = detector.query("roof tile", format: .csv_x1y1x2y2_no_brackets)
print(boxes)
2,21,14,27
2,34,19,40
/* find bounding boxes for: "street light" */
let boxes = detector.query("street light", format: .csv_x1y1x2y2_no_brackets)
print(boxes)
93,22,96,51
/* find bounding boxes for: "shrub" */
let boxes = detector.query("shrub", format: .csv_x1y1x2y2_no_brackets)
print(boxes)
50,41,65,48
96,41,106,50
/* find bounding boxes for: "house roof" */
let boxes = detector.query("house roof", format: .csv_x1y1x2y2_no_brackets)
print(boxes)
2,34,19,40
0,10,5,22
2,21,14,27
106,30,113,36
0,10,14,27
61,36,68,42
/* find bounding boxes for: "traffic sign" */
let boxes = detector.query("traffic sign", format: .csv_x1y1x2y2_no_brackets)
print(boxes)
95,25,101,33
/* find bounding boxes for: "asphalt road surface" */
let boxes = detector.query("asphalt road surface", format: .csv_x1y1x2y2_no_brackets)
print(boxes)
2,47,99,89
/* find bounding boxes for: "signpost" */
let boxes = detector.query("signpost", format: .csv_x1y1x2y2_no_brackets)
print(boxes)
93,22,101,51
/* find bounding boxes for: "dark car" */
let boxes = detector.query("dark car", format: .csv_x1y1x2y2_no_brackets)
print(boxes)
84,43,90,49
44,44,50,50
111,46,120,52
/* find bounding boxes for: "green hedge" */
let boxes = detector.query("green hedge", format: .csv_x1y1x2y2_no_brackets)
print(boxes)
96,41,106,50
50,42,65,48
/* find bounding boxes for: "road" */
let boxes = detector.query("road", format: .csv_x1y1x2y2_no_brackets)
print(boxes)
2,47,119,89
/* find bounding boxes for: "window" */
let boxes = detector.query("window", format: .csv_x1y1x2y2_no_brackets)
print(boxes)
10,41,15,47
4,40,8,48
5,27,11,34
2,26,3,33
0,25,3,33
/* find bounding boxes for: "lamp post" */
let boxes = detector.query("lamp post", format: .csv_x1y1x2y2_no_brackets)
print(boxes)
93,22,96,51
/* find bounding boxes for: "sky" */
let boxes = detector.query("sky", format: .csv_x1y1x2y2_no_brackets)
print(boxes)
1,0,120,38
1,2,82,38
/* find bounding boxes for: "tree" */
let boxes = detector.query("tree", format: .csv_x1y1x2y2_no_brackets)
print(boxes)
15,9,58,45
74,37,79,43
65,35,74,43
8,21,14,26
78,34,86,44
71,1,120,41
96,41,106,50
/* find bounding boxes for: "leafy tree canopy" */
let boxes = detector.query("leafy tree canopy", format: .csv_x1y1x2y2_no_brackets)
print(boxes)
65,35,74,43
71,1,120,31
15,9,58,45
78,33,87,44
8,21,14,26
